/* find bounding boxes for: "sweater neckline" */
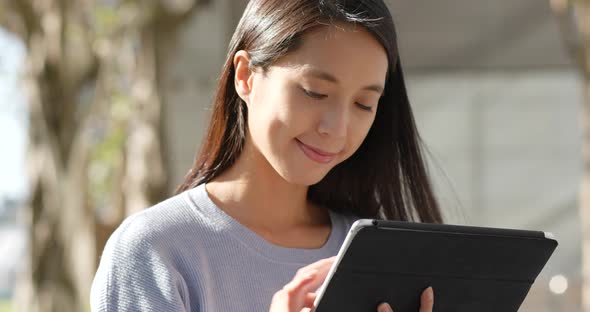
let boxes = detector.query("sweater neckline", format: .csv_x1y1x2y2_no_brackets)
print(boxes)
185,183,345,265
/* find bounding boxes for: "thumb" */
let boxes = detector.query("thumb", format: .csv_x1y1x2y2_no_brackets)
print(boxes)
377,302,393,312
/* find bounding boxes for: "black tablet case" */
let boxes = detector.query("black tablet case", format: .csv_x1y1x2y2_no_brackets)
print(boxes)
315,220,558,312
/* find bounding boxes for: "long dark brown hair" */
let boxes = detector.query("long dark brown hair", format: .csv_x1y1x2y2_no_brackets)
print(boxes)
176,0,443,223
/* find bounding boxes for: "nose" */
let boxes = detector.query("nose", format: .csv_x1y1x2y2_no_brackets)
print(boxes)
317,105,348,139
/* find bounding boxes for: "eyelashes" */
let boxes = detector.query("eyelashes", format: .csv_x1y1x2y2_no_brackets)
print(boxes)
300,86,374,112
301,88,327,99
355,102,373,112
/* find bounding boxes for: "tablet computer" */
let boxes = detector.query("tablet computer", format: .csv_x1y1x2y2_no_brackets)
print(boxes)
313,219,558,312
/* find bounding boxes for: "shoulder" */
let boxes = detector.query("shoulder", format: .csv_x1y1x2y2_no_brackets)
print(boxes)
102,186,216,260
91,191,206,311
110,193,196,248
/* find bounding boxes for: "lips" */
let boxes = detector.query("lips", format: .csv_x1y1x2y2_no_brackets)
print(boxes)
295,139,337,164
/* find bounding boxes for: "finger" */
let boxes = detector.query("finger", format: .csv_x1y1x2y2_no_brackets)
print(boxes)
274,272,318,311
303,292,317,308
278,257,336,310
294,257,336,279
289,257,335,297
377,302,393,312
300,259,335,293
419,287,434,312
283,269,319,294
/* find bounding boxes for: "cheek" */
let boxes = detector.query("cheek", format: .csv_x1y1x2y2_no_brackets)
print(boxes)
247,84,303,149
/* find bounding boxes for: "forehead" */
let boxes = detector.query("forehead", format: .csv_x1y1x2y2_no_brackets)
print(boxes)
271,24,389,83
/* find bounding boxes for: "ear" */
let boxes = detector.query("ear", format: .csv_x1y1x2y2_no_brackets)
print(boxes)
233,50,254,104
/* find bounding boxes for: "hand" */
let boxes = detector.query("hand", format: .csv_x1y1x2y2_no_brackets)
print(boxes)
377,287,435,312
269,257,336,312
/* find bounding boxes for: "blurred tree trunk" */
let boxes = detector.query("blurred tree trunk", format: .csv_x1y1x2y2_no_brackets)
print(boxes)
581,1,590,308
0,1,204,311
551,0,590,310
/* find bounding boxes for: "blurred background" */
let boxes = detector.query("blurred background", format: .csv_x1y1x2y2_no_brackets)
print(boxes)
0,0,588,311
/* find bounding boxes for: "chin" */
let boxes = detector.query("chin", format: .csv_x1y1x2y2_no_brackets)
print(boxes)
278,167,330,186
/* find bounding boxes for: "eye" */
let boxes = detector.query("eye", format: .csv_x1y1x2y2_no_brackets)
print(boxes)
300,87,327,99
355,102,374,112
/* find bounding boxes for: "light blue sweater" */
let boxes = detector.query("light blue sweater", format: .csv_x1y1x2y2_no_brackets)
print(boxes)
90,184,358,311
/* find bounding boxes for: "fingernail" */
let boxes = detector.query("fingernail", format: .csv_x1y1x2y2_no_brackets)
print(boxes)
377,303,393,312
425,286,434,302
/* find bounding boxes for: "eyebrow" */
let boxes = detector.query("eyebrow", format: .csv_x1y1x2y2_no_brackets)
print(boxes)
306,68,384,95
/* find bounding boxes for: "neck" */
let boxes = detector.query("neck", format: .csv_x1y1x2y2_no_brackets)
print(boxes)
205,140,329,232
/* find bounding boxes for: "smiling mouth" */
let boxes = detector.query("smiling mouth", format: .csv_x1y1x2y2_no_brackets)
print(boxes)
295,139,336,164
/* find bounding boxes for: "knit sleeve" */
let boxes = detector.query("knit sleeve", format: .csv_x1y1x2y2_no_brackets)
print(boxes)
90,214,191,312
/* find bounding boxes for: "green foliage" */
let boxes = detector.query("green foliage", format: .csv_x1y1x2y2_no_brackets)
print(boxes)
0,300,12,312
87,90,133,212
93,2,150,38
94,5,119,36
88,118,127,210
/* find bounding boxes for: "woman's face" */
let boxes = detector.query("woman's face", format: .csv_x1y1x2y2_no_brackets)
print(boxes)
241,24,388,185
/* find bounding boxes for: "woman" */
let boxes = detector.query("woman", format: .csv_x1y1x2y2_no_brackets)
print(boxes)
91,0,442,311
